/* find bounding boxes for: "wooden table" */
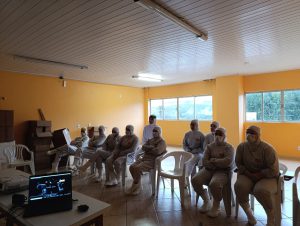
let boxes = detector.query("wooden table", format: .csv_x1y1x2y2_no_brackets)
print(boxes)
0,191,110,226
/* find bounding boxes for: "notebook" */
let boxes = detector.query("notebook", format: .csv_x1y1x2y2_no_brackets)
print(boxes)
23,171,72,218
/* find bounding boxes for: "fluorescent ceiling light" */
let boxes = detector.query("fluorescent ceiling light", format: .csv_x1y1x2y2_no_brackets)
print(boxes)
132,73,163,82
13,55,88,70
134,0,207,41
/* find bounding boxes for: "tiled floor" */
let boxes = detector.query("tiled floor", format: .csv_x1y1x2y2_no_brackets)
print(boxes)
71,147,297,226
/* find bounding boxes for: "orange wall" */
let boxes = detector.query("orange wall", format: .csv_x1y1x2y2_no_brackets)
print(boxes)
0,71,144,143
145,80,216,146
244,70,300,159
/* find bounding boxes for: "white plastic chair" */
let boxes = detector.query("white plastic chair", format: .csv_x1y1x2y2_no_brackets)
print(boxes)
293,166,300,226
120,151,136,187
156,151,195,206
279,162,288,203
235,175,283,226
4,144,35,175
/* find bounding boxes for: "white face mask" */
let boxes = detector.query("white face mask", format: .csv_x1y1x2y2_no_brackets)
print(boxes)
215,135,224,145
246,133,256,143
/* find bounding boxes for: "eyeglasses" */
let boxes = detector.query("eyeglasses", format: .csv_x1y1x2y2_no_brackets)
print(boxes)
153,130,159,132
210,124,217,128
246,129,257,135
215,131,224,136
126,129,130,131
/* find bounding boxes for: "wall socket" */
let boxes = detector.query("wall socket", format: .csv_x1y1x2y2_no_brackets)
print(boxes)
297,146,300,151
76,123,81,129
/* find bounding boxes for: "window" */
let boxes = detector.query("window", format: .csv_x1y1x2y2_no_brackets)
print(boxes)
284,90,300,121
149,95,213,121
245,89,300,122
163,98,177,120
245,93,262,121
195,96,213,120
150,99,163,119
179,97,194,120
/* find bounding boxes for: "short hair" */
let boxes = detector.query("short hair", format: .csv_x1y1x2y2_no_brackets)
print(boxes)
149,115,157,120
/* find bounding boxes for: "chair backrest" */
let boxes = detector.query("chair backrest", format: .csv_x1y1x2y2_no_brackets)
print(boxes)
279,162,288,175
293,166,300,226
0,141,15,165
169,151,193,172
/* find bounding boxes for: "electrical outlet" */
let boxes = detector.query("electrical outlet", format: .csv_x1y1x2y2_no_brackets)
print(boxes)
88,123,91,127
76,123,81,129
297,146,300,151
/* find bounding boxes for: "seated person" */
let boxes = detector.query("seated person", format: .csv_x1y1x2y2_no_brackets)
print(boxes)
105,125,139,186
204,121,219,148
81,125,106,160
183,119,205,176
191,127,234,218
126,126,166,195
49,127,89,172
79,127,121,182
135,115,161,160
234,126,279,226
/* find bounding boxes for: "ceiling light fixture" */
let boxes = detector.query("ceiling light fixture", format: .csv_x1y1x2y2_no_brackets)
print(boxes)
132,73,163,82
134,0,208,41
13,55,88,70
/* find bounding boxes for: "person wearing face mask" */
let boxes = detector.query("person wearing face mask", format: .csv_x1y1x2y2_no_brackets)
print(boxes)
183,119,205,176
204,121,220,148
126,126,167,195
79,127,121,182
48,127,89,172
81,125,107,160
191,127,234,218
135,115,162,161
235,125,279,226
105,125,139,186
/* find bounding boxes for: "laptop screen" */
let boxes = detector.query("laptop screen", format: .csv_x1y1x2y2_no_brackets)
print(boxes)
27,171,72,214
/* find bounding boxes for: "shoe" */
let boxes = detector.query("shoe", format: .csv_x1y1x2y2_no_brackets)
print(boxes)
207,200,220,218
199,189,211,213
105,178,118,186
94,177,102,183
47,149,57,155
131,182,141,195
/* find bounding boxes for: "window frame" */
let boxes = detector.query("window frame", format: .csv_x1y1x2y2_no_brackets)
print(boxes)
245,89,300,123
149,95,213,121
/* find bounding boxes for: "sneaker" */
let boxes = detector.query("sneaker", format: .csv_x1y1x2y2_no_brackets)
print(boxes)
105,178,118,186
47,149,57,155
199,200,211,213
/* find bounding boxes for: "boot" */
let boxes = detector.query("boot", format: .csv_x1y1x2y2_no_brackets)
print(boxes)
79,161,92,173
95,168,103,183
265,208,275,226
131,181,141,195
199,189,211,213
207,199,220,218
240,202,257,225
51,161,59,173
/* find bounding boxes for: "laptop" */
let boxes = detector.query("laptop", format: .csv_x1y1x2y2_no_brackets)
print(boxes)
23,171,72,218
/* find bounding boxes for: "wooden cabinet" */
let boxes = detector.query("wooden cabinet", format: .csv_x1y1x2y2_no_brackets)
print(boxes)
0,110,14,142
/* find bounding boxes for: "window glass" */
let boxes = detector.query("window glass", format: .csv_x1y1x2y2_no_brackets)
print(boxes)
150,99,163,119
263,91,281,121
284,90,300,121
179,97,194,120
246,93,262,121
163,98,177,120
195,96,212,120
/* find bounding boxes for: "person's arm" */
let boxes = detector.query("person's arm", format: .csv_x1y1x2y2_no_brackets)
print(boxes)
203,146,215,169
146,140,166,156
183,133,191,152
211,145,234,169
120,136,139,156
261,145,278,178
191,133,205,154
235,144,247,174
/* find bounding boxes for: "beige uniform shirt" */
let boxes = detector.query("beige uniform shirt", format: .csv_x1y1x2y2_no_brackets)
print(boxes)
235,140,279,178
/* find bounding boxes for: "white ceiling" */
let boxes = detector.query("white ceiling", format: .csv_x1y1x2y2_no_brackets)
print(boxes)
1,0,300,87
